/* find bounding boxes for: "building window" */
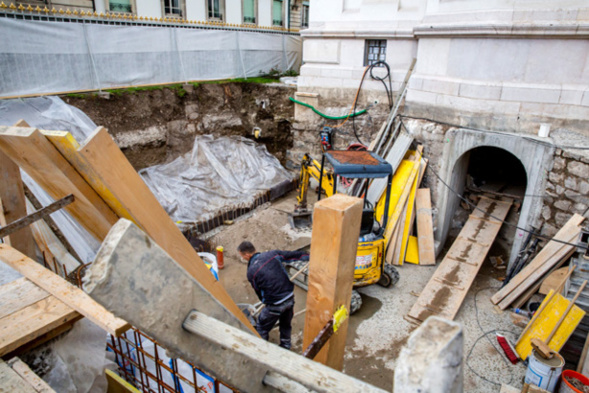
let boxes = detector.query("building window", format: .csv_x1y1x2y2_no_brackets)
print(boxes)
272,0,283,26
208,0,224,20
108,0,133,13
301,1,309,28
243,0,256,24
364,40,387,66
163,0,182,17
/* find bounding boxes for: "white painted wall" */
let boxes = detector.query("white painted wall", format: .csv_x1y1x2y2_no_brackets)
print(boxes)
258,0,272,26
226,0,242,24
186,0,205,21
135,0,160,18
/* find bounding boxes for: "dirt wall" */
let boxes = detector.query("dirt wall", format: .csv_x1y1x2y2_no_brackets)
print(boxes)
64,82,296,169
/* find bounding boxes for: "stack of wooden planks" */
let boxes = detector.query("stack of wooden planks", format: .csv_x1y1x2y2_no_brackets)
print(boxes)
491,214,585,310
407,196,513,323
0,244,130,357
374,148,436,266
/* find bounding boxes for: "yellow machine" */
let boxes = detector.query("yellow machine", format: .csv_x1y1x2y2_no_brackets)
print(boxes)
287,150,399,313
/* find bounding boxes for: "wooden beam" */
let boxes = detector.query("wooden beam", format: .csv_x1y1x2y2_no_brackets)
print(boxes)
0,296,80,356
303,194,363,370
492,214,584,309
0,126,118,241
0,146,35,258
0,244,130,336
0,278,50,320
47,126,255,332
0,359,37,393
6,357,56,393
416,188,436,265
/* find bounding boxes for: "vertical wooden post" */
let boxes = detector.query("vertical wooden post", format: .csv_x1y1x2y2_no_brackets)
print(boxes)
303,194,363,370
415,188,436,265
0,149,35,259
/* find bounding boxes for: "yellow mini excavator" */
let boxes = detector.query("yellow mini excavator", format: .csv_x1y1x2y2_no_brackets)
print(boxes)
287,150,399,313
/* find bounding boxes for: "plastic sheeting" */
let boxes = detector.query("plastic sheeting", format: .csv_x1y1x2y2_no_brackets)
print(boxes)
0,18,302,97
0,97,101,262
140,135,293,224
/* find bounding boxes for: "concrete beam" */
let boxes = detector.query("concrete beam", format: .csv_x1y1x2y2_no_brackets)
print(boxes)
394,316,463,393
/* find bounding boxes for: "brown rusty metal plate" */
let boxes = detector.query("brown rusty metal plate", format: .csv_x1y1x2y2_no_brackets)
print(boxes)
327,151,380,166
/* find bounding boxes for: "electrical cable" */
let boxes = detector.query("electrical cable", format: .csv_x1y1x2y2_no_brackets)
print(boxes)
397,118,589,251
288,97,367,120
349,61,394,146
466,286,524,387
399,114,589,150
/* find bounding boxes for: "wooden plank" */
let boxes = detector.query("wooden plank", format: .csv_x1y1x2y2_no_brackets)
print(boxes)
60,127,255,332
387,220,402,266
416,188,435,265
0,244,130,336
7,357,56,393
515,290,585,360
540,267,569,295
383,161,420,252
407,197,512,322
0,126,118,241
0,359,37,393
3,320,77,360
0,143,35,258
391,201,409,266
0,296,80,356
303,194,363,371
491,213,585,305
496,227,582,310
510,252,571,309
0,278,50,320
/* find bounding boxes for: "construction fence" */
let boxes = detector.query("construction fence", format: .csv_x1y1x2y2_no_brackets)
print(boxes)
0,16,302,98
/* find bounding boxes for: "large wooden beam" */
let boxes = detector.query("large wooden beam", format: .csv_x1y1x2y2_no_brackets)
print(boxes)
0,126,118,241
45,127,255,332
303,194,363,370
0,244,129,336
0,149,35,259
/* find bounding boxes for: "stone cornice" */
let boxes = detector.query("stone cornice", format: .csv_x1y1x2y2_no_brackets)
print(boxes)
414,21,589,38
302,22,589,39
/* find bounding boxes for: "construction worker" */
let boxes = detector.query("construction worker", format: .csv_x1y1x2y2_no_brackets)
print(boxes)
237,241,309,349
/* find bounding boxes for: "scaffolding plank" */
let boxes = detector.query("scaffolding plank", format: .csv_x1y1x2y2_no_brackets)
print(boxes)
0,244,130,336
416,188,436,265
56,127,255,332
0,296,79,356
408,197,512,322
303,194,362,370
0,126,118,241
0,278,50,320
491,214,584,307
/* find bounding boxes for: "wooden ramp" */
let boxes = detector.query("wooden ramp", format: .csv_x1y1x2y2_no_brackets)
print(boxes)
407,196,512,323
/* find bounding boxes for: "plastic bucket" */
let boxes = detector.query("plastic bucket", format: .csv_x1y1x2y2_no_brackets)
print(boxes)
560,369,589,393
524,350,564,392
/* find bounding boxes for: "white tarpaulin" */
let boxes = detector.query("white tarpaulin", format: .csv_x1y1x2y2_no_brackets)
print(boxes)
0,18,302,97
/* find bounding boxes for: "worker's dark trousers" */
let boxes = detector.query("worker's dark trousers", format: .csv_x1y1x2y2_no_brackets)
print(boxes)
256,297,295,349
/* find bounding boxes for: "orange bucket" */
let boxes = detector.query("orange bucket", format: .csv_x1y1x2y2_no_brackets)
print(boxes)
560,370,589,393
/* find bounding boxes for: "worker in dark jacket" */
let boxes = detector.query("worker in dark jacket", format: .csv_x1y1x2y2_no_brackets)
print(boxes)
237,241,309,349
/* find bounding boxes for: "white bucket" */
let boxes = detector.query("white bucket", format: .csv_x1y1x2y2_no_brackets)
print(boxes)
525,350,565,392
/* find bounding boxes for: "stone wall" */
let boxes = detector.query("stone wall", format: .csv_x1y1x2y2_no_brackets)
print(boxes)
543,151,589,236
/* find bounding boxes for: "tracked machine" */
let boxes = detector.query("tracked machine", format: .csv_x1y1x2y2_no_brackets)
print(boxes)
287,149,400,314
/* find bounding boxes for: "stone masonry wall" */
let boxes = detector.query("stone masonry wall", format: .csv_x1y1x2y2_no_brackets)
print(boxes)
543,151,589,237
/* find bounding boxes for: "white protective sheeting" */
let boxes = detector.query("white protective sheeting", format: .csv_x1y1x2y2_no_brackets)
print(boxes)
0,97,102,262
0,18,302,97
140,135,293,224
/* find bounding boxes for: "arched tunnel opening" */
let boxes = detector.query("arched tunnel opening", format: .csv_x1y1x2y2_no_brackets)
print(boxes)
443,146,528,276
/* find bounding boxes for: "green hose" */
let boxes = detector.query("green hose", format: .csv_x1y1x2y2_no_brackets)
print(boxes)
289,97,367,120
